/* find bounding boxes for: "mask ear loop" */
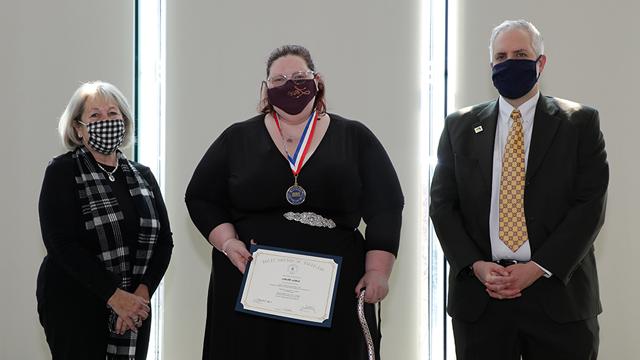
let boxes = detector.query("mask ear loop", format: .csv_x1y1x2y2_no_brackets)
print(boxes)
312,73,325,116
259,80,272,113
75,119,86,139
535,54,543,81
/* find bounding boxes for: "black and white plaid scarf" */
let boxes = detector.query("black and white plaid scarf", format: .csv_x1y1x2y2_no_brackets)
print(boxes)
74,146,159,359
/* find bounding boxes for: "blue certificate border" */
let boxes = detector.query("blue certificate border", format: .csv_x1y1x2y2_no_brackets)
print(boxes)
235,244,342,328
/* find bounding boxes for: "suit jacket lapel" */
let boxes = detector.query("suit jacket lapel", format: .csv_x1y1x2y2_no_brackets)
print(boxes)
527,95,561,181
472,100,499,192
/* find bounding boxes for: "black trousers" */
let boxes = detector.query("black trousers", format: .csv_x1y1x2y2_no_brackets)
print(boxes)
38,261,151,359
40,306,151,360
452,295,599,360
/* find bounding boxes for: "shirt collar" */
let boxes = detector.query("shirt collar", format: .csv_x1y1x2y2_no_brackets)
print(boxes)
498,91,540,124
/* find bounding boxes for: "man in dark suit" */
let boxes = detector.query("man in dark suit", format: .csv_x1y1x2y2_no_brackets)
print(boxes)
430,19,608,359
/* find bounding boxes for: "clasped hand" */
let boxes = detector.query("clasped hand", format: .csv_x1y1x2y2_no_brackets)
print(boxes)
472,261,544,300
107,285,150,335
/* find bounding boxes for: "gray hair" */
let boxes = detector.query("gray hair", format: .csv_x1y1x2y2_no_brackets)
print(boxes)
489,19,544,62
58,81,135,150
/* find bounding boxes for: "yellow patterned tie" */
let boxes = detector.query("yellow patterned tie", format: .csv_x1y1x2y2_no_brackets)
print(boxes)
498,109,528,252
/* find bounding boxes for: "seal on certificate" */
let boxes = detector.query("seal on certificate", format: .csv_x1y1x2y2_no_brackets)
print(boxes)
287,264,299,274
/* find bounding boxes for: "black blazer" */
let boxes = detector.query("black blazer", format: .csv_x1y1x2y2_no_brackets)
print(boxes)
37,152,174,313
429,95,609,323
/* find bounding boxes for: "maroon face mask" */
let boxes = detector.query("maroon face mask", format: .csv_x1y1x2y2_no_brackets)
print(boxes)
266,79,317,115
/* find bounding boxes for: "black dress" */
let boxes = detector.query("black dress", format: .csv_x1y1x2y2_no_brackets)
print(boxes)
37,152,173,359
186,114,404,359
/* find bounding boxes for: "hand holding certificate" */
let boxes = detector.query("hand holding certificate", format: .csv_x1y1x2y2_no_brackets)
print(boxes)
235,245,342,327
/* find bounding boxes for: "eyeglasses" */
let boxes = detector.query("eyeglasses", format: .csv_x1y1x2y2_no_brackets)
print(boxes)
266,70,316,88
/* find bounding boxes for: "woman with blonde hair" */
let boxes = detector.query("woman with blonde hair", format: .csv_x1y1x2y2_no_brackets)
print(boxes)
37,81,173,359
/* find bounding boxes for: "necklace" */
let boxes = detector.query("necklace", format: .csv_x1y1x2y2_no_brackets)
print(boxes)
95,161,119,182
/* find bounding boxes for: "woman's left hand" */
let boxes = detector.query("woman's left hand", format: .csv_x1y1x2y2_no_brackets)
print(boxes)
134,284,150,302
115,284,151,335
354,250,396,304
115,316,135,335
355,270,389,304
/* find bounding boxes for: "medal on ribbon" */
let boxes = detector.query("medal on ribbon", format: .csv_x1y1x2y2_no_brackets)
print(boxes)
273,110,318,205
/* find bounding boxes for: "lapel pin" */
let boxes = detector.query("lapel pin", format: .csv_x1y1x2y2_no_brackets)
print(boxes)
474,125,483,134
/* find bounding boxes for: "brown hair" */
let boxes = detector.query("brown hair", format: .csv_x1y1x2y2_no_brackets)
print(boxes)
258,45,326,115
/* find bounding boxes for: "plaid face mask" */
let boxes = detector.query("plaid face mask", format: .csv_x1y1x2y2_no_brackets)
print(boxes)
79,119,125,154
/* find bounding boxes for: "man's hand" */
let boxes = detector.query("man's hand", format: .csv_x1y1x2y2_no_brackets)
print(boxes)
496,262,544,297
472,261,544,299
472,261,520,299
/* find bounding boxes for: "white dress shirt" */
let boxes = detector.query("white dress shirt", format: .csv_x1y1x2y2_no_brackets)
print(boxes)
489,93,538,261
489,93,551,276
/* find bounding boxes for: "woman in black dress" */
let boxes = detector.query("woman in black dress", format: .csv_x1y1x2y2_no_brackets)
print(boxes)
185,45,403,359
37,81,173,359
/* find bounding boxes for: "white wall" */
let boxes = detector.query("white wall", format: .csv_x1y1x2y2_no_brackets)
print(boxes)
163,0,421,359
451,1,640,358
0,1,133,359
3,0,637,359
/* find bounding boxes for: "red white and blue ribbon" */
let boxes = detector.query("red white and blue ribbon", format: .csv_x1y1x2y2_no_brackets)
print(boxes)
273,110,318,176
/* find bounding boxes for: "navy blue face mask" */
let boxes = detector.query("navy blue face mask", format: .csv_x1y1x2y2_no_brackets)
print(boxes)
491,55,542,99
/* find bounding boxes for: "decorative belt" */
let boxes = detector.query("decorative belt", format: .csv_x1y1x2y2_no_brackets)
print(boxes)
283,211,336,229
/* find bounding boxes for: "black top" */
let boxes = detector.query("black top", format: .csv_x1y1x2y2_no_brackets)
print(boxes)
186,113,404,255
38,151,173,303
185,113,403,359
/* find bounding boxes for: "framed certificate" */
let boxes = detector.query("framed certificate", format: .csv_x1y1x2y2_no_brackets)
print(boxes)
235,244,342,328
